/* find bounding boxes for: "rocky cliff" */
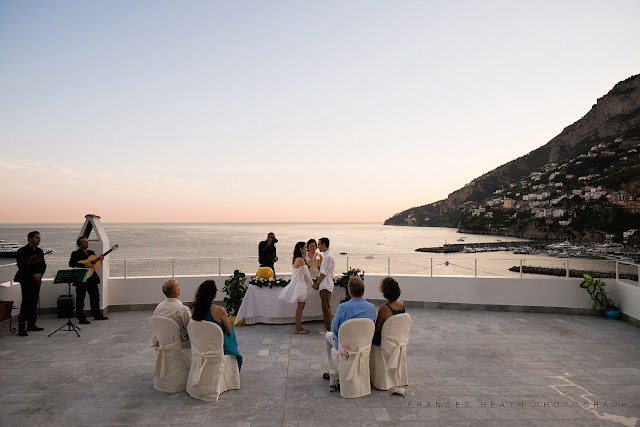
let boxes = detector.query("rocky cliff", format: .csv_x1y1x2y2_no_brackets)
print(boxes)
386,74,640,229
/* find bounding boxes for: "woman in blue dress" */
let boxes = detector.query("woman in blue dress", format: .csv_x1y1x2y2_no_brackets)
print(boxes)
192,279,242,371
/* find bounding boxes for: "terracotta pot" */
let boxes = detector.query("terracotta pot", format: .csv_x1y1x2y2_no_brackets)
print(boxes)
0,301,14,322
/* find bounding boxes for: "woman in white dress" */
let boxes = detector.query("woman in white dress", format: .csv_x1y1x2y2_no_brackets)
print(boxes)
278,241,313,334
305,239,323,279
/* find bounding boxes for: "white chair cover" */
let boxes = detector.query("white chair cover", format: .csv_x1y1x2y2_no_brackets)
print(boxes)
186,320,240,401
370,313,412,390
329,318,375,398
150,315,189,393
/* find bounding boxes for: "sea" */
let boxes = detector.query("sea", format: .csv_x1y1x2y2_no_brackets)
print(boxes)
0,222,626,283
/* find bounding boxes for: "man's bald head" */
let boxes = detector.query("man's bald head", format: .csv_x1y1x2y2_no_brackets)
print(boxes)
162,279,180,298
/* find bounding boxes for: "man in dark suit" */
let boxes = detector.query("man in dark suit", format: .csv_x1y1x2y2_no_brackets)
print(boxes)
69,237,108,323
258,232,278,277
15,231,46,336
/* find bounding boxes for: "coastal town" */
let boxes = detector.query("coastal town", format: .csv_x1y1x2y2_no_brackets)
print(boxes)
456,135,639,245
396,132,640,257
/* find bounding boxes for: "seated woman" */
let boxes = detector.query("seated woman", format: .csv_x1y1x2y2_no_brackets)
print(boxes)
372,276,405,346
192,279,243,371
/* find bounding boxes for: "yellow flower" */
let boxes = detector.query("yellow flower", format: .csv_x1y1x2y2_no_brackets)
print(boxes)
256,267,274,279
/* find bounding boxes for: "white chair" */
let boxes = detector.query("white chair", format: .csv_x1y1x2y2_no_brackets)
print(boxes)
150,315,189,393
186,320,240,401
370,313,412,390
329,318,375,398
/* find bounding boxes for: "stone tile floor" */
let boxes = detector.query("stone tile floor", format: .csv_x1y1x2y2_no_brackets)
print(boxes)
1,308,639,426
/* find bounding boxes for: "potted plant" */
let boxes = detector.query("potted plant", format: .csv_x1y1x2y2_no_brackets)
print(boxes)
334,268,365,303
222,270,247,326
579,274,620,319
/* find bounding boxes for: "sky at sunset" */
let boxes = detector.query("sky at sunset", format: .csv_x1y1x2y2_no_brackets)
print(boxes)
1,1,639,223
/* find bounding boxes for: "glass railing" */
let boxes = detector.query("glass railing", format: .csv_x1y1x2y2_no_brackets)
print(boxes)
1,255,637,286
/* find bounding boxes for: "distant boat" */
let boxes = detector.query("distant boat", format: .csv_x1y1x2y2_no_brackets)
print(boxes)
339,252,347,255
0,240,21,258
547,241,579,250
457,237,466,241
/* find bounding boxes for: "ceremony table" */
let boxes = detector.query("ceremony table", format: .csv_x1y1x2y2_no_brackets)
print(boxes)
235,285,346,325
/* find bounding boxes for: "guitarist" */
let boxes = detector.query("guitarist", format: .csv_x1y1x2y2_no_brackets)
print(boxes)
69,237,109,323
15,231,47,336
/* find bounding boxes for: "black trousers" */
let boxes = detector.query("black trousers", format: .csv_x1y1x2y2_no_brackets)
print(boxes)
75,281,101,318
18,279,40,326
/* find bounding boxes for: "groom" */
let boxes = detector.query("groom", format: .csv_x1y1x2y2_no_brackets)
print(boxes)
311,237,335,335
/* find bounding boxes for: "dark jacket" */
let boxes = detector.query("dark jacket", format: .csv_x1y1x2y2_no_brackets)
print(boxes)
69,248,101,284
258,240,277,267
14,244,47,283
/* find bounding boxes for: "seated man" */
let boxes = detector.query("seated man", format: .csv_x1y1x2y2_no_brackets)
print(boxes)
153,279,191,348
323,276,376,380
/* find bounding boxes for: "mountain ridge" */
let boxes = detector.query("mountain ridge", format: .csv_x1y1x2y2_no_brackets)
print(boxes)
385,74,640,242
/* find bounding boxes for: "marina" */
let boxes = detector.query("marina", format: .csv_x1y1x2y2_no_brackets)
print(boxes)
417,240,640,264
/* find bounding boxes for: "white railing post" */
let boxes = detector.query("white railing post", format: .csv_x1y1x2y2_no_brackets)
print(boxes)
171,259,175,278
218,258,221,277
566,260,569,278
520,259,523,279
347,257,349,271
124,259,127,279
615,261,619,281
388,257,390,276
475,258,477,278
10,264,13,286
430,258,433,277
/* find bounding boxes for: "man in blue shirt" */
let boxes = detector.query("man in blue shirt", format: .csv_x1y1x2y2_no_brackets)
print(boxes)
323,276,376,380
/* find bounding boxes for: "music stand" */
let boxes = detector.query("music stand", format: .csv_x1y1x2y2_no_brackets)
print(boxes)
48,269,89,338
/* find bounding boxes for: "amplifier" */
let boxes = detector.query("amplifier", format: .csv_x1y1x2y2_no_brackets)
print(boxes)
57,294,74,318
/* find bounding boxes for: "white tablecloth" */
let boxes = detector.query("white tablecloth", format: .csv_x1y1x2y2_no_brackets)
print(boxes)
235,285,345,325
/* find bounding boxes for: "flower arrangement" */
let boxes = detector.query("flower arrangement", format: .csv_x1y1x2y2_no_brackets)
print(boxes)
150,336,160,349
340,343,356,359
249,276,290,289
255,267,274,279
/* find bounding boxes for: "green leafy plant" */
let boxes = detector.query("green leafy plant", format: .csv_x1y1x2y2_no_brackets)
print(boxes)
579,273,617,310
222,270,247,316
334,268,365,303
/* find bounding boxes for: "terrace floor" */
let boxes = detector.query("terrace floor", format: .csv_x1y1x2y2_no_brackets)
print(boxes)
1,308,639,427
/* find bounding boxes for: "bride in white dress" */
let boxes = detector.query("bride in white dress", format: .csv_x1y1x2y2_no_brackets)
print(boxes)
279,241,313,334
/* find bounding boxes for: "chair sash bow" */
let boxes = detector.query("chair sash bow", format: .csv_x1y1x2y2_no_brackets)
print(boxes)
386,340,408,370
191,345,223,385
153,339,182,378
340,344,372,381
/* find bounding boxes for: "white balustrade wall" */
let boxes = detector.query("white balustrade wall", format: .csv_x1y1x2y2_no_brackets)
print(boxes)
2,272,638,323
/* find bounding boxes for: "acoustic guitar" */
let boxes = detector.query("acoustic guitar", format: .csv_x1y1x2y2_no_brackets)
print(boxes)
77,244,118,278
